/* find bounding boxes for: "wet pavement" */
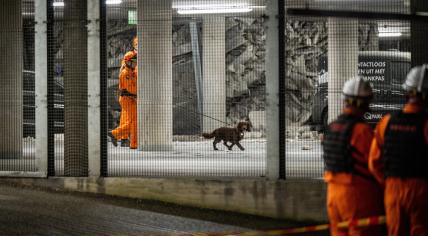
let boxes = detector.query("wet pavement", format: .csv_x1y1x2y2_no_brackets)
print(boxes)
0,184,250,235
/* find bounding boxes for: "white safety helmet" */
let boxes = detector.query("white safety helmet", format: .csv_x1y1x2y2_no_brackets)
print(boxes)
342,76,373,100
402,64,428,93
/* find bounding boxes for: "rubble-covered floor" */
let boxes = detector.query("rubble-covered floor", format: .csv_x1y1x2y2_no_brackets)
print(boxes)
1,137,323,179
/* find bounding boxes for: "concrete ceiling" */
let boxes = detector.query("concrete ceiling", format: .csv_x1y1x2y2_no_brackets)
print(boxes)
21,0,266,18
111,0,267,17
284,0,411,36
285,0,410,14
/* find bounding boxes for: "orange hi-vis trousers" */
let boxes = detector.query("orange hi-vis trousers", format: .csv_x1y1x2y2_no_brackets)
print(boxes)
111,96,137,149
117,107,129,140
327,178,385,236
384,178,428,236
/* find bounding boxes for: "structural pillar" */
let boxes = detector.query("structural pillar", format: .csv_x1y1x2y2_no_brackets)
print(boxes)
411,0,428,66
202,17,226,133
63,0,88,176
0,1,23,159
265,0,280,179
138,0,173,151
87,0,101,176
189,22,203,127
327,18,358,123
35,0,48,173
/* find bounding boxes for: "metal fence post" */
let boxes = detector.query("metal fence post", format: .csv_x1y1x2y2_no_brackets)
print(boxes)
47,0,55,176
278,0,286,179
100,0,108,177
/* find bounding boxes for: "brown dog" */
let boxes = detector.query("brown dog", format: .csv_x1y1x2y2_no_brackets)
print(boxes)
202,119,252,151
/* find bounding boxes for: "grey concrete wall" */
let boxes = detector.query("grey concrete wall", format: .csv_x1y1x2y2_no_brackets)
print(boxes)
0,178,328,222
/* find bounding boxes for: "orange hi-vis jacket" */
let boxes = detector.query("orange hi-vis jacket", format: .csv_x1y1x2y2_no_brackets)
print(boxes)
325,107,384,236
119,50,137,74
324,108,377,185
369,102,428,236
119,65,137,96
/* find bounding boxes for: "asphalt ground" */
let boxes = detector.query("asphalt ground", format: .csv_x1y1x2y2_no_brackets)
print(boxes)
0,183,328,235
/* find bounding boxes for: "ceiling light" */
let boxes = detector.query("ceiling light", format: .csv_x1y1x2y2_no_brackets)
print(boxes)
106,0,122,5
177,6,253,15
52,0,121,7
416,11,428,16
379,32,402,37
53,1,64,7
173,4,249,9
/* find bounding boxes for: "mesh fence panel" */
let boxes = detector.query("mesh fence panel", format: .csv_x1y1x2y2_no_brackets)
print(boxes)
0,1,35,172
51,0,65,176
284,1,414,179
23,1,36,171
105,0,267,177
2,0,426,180
45,0,88,176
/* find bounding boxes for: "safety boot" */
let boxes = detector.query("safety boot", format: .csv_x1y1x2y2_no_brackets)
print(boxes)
108,131,118,147
120,139,130,147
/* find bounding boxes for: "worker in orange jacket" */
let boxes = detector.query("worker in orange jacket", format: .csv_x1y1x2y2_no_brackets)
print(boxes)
109,51,138,149
369,65,428,236
119,36,138,74
116,36,138,147
322,77,384,236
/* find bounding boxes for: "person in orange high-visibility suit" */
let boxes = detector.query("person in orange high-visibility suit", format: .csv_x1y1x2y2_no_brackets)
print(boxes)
119,36,138,75
369,65,428,236
109,52,138,149
116,36,138,147
323,77,384,236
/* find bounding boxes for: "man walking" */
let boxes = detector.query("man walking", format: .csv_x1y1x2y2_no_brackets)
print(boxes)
109,52,138,149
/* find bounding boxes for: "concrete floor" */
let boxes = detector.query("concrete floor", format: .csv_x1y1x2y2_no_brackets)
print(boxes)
1,138,323,178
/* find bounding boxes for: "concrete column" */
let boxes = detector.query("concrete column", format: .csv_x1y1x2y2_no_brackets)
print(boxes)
63,0,88,176
327,18,358,123
265,0,279,179
202,17,226,133
411,0,428,66
35,0,48,173
189,22,203,125
87,0,100,176
0,1,23,159
138,0,173,151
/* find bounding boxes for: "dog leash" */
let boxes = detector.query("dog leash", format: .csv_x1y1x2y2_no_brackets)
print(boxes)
173,101,233,126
